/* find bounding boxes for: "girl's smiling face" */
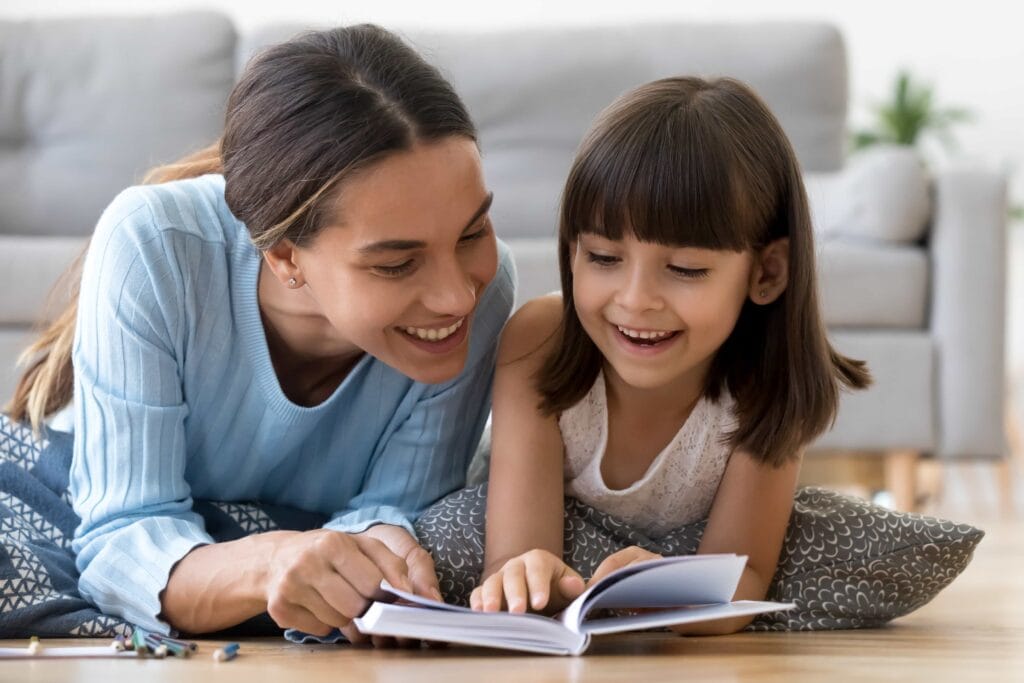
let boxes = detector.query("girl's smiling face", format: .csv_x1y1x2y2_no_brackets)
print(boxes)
275,136,499,385
571,232,755,395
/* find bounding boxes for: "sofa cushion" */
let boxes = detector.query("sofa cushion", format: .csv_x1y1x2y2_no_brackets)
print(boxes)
0,12,236,238
806,146,931,244
814,331,936,452
0,330,36,411
818,239,928,328
241,22,848,244
0,237,88,326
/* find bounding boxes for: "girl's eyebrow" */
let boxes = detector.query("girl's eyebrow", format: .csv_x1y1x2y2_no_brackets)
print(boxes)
356,192,494,255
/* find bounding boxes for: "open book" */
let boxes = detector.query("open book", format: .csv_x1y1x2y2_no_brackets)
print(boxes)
354,554,794,655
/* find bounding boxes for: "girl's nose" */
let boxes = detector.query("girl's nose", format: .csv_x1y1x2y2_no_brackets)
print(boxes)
614,266,663,313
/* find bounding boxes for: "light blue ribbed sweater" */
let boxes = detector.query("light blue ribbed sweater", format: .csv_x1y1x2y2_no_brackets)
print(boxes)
68,174,515,633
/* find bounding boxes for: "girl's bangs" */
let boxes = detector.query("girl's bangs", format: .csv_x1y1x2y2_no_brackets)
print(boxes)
565,102,764,251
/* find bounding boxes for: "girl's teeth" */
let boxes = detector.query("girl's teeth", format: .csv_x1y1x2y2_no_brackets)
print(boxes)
404,318,464,341
617,325,672,340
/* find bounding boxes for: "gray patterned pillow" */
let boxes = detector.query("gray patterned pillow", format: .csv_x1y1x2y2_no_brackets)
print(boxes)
414,484,983,630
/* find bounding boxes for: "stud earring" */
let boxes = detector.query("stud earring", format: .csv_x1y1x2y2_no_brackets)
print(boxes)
288,277,298,288
759,289,768,298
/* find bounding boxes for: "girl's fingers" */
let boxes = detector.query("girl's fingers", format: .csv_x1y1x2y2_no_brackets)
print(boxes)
523,558,553,611
589,548,638,585
588,555,624,586
501,560,529,613
556,569,586,601
481,572,506,612
589,547,661,585
469,586,482,611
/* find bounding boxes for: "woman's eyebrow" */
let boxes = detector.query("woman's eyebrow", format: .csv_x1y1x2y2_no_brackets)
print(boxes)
356,192,494,255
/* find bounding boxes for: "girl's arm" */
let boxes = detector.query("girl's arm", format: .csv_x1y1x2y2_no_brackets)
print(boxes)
474,295,584,612
680,448,801,635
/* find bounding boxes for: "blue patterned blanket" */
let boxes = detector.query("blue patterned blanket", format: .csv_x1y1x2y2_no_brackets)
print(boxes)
0,414,325,638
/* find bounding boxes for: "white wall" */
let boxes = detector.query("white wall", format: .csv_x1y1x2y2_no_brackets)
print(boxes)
3,0,1022,205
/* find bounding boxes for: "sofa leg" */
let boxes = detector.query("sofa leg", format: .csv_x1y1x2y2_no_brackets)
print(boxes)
884,450,920,512
1004,400,1022,516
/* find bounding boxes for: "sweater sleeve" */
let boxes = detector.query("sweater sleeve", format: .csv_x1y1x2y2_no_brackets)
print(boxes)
323,240,517,535
69,188,214,634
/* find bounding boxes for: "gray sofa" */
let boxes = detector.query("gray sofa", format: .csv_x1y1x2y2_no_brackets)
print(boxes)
0,12,1007,475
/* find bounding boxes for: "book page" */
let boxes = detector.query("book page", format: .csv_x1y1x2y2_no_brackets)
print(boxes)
377,580,474,612
580,600,796,636
560,554,746,631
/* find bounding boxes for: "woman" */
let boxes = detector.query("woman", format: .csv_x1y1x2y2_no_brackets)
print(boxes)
8,25,514,640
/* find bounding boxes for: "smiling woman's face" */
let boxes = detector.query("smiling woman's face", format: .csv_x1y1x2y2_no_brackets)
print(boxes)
291,136,498,385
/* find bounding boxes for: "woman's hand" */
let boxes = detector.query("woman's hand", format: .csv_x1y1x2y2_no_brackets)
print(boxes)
339,524,442,647
470,549,585,614
263,528,413,638
355,524,442,600
587,546,663,586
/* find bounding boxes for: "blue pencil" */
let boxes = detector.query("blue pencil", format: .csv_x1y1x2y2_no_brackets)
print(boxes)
212,642,240,662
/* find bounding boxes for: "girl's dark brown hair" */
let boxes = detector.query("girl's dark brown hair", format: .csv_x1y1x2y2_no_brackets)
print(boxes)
537,76,870,467
8,24,476,431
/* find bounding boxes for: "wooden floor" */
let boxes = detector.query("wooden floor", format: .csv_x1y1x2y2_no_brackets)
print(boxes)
3,510,1021,683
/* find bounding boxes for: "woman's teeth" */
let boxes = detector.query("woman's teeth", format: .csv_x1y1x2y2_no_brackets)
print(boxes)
403,318,464,341
616,325,674,341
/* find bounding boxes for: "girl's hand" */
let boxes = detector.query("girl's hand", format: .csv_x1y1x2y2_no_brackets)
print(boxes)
263,528,413,638
470,549,585,614
587,546,663,586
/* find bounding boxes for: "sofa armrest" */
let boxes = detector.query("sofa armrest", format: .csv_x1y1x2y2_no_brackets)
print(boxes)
930,166,1008,458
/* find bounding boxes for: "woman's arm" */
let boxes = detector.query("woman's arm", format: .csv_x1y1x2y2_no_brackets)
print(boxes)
162,528,412,635
69,189,222,634
679,448,801,635
71,188,415,637
473,296,584,612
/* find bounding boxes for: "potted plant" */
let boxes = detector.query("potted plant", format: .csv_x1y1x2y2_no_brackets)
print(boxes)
851,69,971,154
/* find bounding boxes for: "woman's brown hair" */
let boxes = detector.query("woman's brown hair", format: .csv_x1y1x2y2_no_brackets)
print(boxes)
7,24,476,432
536,76,870,467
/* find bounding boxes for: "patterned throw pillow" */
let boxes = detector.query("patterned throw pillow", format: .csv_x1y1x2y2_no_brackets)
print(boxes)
415,484,984,630
0,414,327,638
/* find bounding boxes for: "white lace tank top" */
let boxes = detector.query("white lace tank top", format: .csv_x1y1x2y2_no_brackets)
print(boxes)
558,371,737,537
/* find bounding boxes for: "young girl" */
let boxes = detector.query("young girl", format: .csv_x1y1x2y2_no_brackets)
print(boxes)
470,76,870,633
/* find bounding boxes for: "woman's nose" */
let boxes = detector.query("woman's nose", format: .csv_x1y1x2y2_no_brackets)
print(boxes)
422,260,477,316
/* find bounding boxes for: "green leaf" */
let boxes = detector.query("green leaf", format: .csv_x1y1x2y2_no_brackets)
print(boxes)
854,69,971,156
